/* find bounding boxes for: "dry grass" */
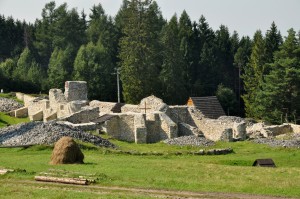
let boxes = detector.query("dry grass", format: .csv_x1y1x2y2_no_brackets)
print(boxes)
50,137,84,165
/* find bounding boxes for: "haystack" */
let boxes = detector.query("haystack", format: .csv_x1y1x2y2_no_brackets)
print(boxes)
50,136,84,165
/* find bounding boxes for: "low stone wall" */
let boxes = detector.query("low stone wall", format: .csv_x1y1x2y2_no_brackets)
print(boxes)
28,99,49,121
178,122,202,136
61,107,99,124
264,124,292,136
14,107,28,117
89,100,116,115
15,92,24,101
121,104,140,113
134,114,147,143
290,124,300,134
247,123,296,138
24,94,38,107
159,112,177,139
105,113,136,142
168,106,194,124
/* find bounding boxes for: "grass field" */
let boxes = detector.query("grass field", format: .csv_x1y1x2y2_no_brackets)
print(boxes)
0,139,300,198
0,112,30,128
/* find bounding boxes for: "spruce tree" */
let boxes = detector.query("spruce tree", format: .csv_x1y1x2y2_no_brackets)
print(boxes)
119,0,163,103
256,29,300,123
160,15,188,104
242,30,266,118
178,10,193,94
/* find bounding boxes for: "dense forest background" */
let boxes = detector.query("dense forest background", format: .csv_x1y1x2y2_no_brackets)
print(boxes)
1,0,300,124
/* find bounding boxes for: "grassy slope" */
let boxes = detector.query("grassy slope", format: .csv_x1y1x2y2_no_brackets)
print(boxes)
0,93,29,127
0,141,299,198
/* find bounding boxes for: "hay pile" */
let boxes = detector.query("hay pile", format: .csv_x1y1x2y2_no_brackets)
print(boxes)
50,137,84,165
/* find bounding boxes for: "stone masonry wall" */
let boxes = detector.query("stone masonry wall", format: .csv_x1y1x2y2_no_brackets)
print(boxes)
89,100,116,115
105,113,136,142
64,81,87,102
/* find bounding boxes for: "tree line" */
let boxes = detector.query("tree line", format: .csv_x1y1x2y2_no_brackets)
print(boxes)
0,0,300,124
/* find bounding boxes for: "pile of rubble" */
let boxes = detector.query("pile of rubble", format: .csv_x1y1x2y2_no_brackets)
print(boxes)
0,121,115,148
163,135,215,147
252,135,300,148
0,97,23,112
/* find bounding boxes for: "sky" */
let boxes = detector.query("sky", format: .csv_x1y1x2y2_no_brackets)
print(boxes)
0,0,299,37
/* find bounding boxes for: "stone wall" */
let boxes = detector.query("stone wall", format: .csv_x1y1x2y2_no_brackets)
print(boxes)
105,113,136,142
121,104,140,113
139,95,168,113
23,95,38,107
134,114,147,143
290,124,300,134
28,99,49,121
89,100,116,115
61,107,99,124
64,81,87,101
159,112,177,139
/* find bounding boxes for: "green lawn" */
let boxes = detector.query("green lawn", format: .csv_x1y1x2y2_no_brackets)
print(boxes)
0,140,299,198
0,112,30,128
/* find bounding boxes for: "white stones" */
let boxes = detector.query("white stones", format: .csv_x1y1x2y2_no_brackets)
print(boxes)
0,121,115,148
0,97,23,112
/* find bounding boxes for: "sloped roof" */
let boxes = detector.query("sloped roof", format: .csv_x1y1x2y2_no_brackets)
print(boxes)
188,96,225,119
252,159,276,167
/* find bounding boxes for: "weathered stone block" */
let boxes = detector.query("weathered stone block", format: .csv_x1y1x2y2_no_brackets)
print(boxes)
14,107,28,118
219,128,233,142
233,121,246,140
29,110,43,121
134,114,147,143
64,81,87,102
15,92,24,101
44,112,57,122
61,107,99,124
178,122,203,137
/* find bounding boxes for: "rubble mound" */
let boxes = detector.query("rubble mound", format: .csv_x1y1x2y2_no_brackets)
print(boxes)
0,121,115,148
0,97,23,112
163,135,214,147
253,136,300,148
50,136,84,164
217,116,245,123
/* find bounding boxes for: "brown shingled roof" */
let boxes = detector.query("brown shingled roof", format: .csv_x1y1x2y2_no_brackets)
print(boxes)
187,96,225,119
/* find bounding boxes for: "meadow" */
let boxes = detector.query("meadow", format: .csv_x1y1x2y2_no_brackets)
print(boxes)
0,139,300,198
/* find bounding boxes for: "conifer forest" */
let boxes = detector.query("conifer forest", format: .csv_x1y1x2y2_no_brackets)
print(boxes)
1,0,300,124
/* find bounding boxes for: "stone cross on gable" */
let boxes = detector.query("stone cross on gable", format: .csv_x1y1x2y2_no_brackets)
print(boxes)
139,102,151,114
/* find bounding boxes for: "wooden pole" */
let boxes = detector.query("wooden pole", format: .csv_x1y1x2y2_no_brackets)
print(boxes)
34,176,88,185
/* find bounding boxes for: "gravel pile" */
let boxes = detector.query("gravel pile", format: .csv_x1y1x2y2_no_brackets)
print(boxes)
163,135,215,147
0,97,23,112
0,121,115,148
253,137,300,148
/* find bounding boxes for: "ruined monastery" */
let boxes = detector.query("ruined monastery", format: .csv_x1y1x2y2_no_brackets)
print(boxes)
9,81,300,143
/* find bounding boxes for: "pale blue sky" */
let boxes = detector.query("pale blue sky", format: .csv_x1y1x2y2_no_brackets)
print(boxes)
0,0,299,37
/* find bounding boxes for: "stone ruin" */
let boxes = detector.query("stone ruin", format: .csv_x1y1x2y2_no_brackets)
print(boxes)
9,81,300,144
